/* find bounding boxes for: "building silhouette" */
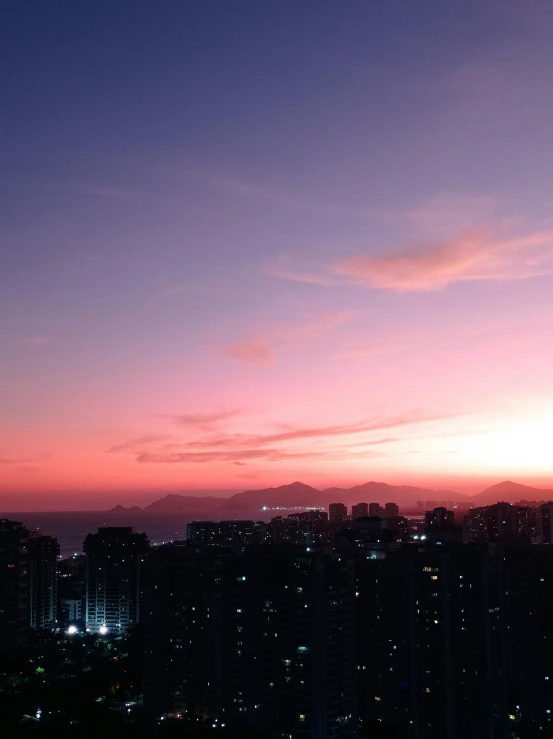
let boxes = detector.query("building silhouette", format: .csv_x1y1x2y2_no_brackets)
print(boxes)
0,519,30,652
354,542,508,738
28,532,59,630
329,502,348,523
84,527,149,634
144,544,356,738
351,503,369,519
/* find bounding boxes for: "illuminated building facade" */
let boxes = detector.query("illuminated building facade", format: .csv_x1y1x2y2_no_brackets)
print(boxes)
84,527,149,634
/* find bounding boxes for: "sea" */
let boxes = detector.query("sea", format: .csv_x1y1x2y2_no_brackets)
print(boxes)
4,509,273,558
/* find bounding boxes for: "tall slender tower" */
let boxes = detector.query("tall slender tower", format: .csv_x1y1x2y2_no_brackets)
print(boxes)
28,532,59,630
0,519,30,651
84,527,149,634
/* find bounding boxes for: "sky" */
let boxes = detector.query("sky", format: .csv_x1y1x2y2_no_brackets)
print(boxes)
2,0,553,510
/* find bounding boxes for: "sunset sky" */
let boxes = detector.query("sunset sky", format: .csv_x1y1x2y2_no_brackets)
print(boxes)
2,0,553,509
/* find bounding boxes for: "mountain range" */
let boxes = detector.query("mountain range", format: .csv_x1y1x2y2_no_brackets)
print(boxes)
109,479,553,513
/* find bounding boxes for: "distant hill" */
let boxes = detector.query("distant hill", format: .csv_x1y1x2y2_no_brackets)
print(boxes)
122,479,553,514
470,481,553,506
110,504,143,512
226,482,324,510
325,481,468,507
140,480,470,512
145,494,226,511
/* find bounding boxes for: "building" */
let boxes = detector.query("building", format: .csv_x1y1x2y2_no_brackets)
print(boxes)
354,543,508,739
0,519,30,652
28,532,59,630
368,503,383,516
186,521,222,545
384,502,399,517
144,544,356,739
57,554,86,627
539,502,553,543
466,503,539,543
224,547,356,739
61,598,82,627
425,507,454,529
186,520,267,546
84,527,149,634
503,545,553,736
329,502,348,523
143,544,229,721
351,503,369,519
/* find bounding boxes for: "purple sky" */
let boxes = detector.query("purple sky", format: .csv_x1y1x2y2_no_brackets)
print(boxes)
2,0,553,509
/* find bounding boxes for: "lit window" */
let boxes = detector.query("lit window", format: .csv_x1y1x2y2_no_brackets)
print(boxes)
299,715,305,721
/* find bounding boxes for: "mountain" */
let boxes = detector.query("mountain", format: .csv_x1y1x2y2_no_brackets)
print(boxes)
141,480,471,513
322,481,470,507
225,482,324,510
109,504,143,512
471,481,553,506
144,494,225,511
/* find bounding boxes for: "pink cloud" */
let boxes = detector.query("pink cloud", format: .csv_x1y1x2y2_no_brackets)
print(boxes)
222,337,275,365
222,311,352,365
333,227,553,292
22,336,52,345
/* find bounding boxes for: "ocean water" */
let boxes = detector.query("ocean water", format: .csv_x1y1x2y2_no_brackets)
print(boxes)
4,509,271,557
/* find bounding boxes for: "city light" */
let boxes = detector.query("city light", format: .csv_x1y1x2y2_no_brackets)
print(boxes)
98,625,109,635
66,625,78,635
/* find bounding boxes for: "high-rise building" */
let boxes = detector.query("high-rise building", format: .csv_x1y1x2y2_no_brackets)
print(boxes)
503,545,553,736
466,502,539,543
0,519,30,652
539,502,553,543
84,527,149,635
329,502,348,523
28,532,59,630
351,503,369,519
384,502,399,517
368,503,383,516
425,507,454,529
186,521,223,544
144,544,356,739
143,544,229,721
186,520,267,546
355,543,508,738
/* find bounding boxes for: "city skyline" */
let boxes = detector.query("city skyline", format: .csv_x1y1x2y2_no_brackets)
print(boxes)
3,0,553,509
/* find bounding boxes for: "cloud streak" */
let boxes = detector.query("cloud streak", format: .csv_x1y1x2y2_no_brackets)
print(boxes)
270,225,553,293
222,338,276,366
136,448,329,464
222,311,352,365
125,410,459,466
334,227,553,292
167,410,244,429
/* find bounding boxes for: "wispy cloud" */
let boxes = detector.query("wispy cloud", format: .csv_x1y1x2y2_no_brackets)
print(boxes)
22,336,52,345
222,311,352,366
157,284,187,298
136,448,329,464
334,226,553,292
264,257,338,286
222,338,276,366
195,170,366,217
269,219,553,293
107,435,174,453
196,411,459,449
127,410,458,466
167,410,244,430
0,455,21,465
